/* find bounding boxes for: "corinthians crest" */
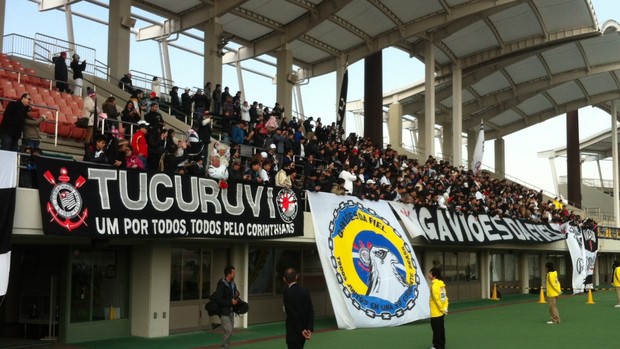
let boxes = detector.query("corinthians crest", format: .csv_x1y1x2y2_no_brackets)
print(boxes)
43,167,88,231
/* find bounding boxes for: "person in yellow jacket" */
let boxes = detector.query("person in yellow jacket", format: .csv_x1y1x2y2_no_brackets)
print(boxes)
428,267,448,349
613,260,620,308
545,262,561,324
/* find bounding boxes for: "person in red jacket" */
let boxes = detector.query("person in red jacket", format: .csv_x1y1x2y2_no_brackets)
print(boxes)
131,120,149,165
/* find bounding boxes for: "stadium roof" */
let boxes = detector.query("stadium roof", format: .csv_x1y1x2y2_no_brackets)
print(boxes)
48,1,620,142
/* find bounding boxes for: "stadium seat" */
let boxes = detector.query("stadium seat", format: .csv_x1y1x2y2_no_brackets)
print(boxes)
0,79,13,96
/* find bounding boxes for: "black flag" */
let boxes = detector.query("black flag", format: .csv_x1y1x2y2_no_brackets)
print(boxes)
336,63,348,132
0,150,17,297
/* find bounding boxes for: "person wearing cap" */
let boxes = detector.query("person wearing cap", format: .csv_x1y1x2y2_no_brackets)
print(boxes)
52,51,70,93
70,53,86,96
131,120,149,165
146,91,160,111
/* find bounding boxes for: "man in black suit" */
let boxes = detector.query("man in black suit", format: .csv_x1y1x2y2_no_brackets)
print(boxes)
283,268,314,349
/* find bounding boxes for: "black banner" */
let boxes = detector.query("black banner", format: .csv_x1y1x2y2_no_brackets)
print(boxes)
398,205,565,245
34,157,303,239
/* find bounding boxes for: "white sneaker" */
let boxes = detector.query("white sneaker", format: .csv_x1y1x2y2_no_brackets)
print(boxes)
546,321,555,324
614,304,620,308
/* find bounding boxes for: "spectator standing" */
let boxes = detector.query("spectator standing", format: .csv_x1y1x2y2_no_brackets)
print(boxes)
429,267,449,349
52,51,70,93
170,86,183,120
120,100,140,134
70,54,86,96
101,97,120,132
192,89,208,122
130,120,149,165
181,87,193,120
83,88,99,144
282,268,314,349
545,262,561,324
0,93,32,151
204,82,213,112
151,76,161,97
213,266,239,349
240,100,251,123
212,84,222,115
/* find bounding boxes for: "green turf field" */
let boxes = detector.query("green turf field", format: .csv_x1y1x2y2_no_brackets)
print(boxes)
76,289,620,349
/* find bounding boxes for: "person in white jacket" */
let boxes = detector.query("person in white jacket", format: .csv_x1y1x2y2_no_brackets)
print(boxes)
338,165,357,194
208,155,228,180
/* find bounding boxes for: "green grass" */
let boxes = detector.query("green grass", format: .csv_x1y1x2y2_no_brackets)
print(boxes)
76,290,620,349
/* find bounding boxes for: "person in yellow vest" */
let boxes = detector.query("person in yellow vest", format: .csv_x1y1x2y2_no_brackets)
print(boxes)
613,260,620,308
545,262,561,324
428,267,449,349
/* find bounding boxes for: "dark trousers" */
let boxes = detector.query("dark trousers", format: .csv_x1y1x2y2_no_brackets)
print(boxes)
430,315,445,349
286,337,306,349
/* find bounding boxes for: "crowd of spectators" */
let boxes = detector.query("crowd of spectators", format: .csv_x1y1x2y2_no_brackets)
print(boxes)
0,73,592,228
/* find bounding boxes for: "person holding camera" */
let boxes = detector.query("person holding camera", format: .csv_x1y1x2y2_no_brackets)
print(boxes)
213,265,239,348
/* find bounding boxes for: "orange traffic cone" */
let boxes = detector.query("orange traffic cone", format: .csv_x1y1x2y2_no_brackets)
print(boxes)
490,283,500,301
586,289,595,304
538,288,546,304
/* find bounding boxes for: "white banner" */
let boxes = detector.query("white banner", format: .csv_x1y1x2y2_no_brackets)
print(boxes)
471,121,484,175
307,192,429,329
562,222,598,294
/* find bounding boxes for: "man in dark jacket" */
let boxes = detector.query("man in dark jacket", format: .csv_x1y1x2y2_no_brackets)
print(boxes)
0,93,32,151
283,268,314,349
53,51,70,93
213,265,239,348
70,54,86,96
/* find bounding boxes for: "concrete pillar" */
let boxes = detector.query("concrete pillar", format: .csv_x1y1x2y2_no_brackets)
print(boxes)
131,242,171,338
519,253,529,295
231,243,249,329
442,123,453,163
107,0,132,81
494,137,505,178
388,99,403,153
566,110,581,207
418,116,426,156
276,46,293,122
451,62,462,167
204,19,223,87
424,40,436,158
612,101,619,227
364,51,383,145
480,250,490,299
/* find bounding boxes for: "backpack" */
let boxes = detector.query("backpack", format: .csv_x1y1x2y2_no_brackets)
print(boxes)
204,291,219,316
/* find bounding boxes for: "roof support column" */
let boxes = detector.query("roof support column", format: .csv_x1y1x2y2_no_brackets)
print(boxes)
204,19,223,88
107,0,132,81
276,45,293,122
424,40,436,158
0,0,5,52
442,124,452,162
566,110,581,208
388,97,403,153
611,101,619,226
494,137,505,177
364,51,383,145
451,62,462,167
417,116,425,155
